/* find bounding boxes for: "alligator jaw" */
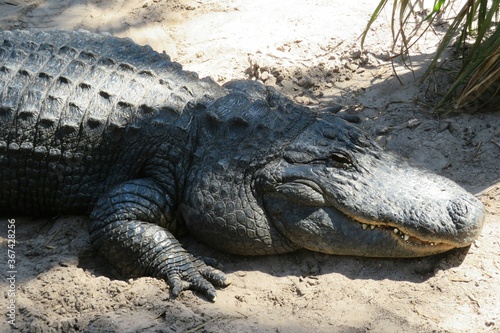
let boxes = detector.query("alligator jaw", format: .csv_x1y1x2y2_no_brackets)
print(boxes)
342,206,471,253
357,221,448,250
340,197,483,253
260,170,484,257
281,178,454,248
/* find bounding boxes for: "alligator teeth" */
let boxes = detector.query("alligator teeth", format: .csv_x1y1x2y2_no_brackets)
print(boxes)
357,222,435,247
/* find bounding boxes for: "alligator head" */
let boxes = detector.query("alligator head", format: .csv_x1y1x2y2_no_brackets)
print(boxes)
258,113,485,257
182,81,485,258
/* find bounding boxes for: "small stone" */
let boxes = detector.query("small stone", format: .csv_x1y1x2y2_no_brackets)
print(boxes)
406,118,421,128
265,76,277,86
350,49,362,59
297,75,314,88
345,62,358,72
295,96,312,105
260,70,270,81
306,279,320,286
281,79,295,90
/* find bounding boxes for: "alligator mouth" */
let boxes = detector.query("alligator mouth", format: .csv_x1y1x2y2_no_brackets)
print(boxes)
329,203,453,250
273,178,470,251
356,222,443,248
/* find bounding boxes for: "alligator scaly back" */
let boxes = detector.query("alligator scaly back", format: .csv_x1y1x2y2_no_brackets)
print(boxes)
0,29,224,213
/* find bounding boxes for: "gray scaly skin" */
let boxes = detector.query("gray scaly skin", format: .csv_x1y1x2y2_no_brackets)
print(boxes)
0,30,485,301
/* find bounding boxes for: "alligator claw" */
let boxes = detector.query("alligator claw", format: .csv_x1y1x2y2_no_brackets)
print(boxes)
163,256,229,302
199,265,230,287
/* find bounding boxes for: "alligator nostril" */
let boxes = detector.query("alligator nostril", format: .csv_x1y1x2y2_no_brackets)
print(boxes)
447,199,470,230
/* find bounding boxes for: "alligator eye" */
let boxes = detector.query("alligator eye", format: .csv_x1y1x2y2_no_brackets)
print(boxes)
283,151,352,167
330,152,352,166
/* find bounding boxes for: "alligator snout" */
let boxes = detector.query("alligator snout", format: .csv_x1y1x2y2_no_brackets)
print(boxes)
447,198,472,229
446,195,485,244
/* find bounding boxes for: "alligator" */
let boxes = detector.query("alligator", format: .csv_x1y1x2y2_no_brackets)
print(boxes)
0,30,485,301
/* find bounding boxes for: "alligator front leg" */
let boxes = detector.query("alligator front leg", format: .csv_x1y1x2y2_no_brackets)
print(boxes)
89,179,228,301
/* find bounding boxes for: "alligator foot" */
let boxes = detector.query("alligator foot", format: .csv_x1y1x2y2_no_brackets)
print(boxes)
89,179,229,301
156,247,229,301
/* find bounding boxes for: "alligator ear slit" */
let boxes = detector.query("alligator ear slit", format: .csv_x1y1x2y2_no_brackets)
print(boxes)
320,105,343,114
337,113,361,124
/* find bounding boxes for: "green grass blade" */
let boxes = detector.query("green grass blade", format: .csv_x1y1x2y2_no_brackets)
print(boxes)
363,0,499,112
424,0,446,20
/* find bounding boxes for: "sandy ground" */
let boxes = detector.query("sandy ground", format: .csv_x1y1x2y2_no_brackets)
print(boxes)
0,0,499,332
